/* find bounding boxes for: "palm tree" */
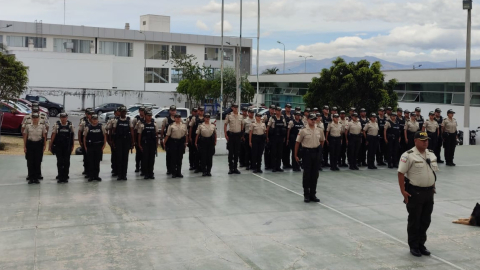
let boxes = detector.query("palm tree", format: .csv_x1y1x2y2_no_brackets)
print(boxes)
262,67,279,75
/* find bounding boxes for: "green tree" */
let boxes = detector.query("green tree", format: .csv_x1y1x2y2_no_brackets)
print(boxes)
262,67,279,75
304,57,398,114
212,67,255,107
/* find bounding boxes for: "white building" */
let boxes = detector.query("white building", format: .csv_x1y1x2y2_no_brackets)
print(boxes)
0,16,252,110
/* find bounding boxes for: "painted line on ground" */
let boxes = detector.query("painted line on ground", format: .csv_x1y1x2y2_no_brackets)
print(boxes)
252,173,466,270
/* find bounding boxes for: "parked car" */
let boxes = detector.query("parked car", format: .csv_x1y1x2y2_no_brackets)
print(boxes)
140,107,190,129
0,101,28,134
15,98,49,115
25,95,64,117
94,103,124,115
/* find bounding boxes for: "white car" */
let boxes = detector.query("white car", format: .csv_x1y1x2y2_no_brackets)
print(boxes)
129,107,191,130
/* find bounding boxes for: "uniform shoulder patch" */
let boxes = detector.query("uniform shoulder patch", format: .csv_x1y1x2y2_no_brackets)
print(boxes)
428,149,434,152
407,150,414,154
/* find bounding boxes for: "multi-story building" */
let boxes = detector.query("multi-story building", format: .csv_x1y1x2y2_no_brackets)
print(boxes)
0,15,252,110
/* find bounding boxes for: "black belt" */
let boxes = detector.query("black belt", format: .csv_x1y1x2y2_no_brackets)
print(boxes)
367,135,378,137
329,135,341,138
27,140,43,143
252,134,265,138
427,131,436,135
229,132,242,136
410,185,435,191
303,147,320,152
349,133,362,137
170,137,185,142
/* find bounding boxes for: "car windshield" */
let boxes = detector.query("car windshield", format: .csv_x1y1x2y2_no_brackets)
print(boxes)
7,101,29,113
128,106,139,112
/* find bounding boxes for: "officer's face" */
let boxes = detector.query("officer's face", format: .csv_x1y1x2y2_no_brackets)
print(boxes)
370,117,376,122
429,115,434,120
397,111,402,116
32,117,39,124
448,113,454,118
121,111,126,118
192,111,197,116
91,118,99,125
204,117,210,123
139,110,145,117
248,112,254,118
352,116,358,121
60,117,67,124
198,110,204,116
232,107,238,113
340,114,345,119
307,119,315,126
378,110,384,115
145,115,152,122
256,116,261,122
175,117,181,123
276,110,281,116
87,114,92,120
285,107,291,112
416,111,421,115
323,109,328,114
435,112,440,117
333,117,339,123
295,115,301,120
414,138,428,151
170,110,177,116
391,116,397,121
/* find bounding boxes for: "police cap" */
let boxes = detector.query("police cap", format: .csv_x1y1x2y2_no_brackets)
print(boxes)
360,108,366,112
31,102,40,107
313,107,319,111
340,110,345,114
275,107,282,111
316,113,322,117
447,109,455,114
119,106,127,112
415,107,421,112
192,108,198,112
32,106,40,112
138,106,146,112
269,104,276,109
145,111,153,116
323,105,329,110
370,113,377,117
255,113,262,117
304,108,311,113
331,106,338,111
404,109,410,113
198,107,204,111
169,105,177,111
285,104,292,108
386,106,393,111
332,113,339,118
378,107,384,111
352,113,359,117
204,113,211,118
32,113,40,118
414,131,430,141
350,107,356,111
231,103,239,108
241,107,248,111
91,114,99,119
428,111,435,116
435,108,442,113
174,113,181,118
294,111,301,116
295,106,301,111
248,108,254,113
397,107,403,112
60,113,68,118
308,114,317,120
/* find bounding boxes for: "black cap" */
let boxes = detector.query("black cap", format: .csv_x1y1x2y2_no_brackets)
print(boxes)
415,107,421,112
435,108,442,113
248,108,254,113
447,109,455,114
86,110,93,115
91,114,98,119
370,113,377,117
378,107,384,111
275,107,281,111
269,104,276,109
397,107,403,112
295,106,301,111
332,113,339,118
170,105,177,111
174,113,181,118
204,113,211,118
192,108,198,112
32,106,39,111
350,107,356,111
410,114,416,117
31,102,40,106
360,108,366,112
198,107,204,111
352,113,358,117
285,104,292,108
294,111,301,115
390,114,397,117
331,107,338,111
119,106,127,112
340,110,345,114
316,113,322,117
32,113,39,118
308,114,317,120
241,107,248,111
414,131,430,141
145,111,152,116
255,113,262,117
261,103,265,106
404,109,410,113
323,105,329,110
139,106,146,111
386,106,392,111
428,111,435,116
60,113,68,118
304,108,311,113
313,107,318,111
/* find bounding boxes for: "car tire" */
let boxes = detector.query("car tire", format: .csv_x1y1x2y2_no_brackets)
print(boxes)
49,108,59,117
97,110,103,115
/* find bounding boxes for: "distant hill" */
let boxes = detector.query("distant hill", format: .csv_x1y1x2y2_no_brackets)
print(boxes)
253,55,477,74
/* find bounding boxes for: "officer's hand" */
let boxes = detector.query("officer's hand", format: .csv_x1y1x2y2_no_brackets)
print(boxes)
295,156,300,163
326,140,329,145
24,147,27,153
286,140,289,146
71,146,74,153
366,141,369,145
249,142,252,147
139,146,143,152
225,135,229,142
43,146,46,152
402,190,411,204
266,138,269,143
49,147,52,153
399,138,401,143
102,145,105,151
384,139,388,144
345,140,348,145
405,138,408,144
195,143,198,148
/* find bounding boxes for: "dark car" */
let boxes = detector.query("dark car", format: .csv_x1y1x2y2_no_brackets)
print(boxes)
94,103,124,115
1,101,28,134
25,95,64,117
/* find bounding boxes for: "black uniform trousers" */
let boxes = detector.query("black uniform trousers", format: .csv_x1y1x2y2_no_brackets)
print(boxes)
282,137,291,168
26,140,43,180
407,131,416,149
199,136,215,173
328,136,341,169
444,132,457,163
367,135,379,167
386,135,400,166
358,136,367,165
339,135,347,165
347,134,361,168
141,140,156,177
55,143,71,180
270,136,284,170
435,134,443,161
302,147,320,197
169,138,185,176
165,140,172,173
406,187,434,249
87,143,103,179
134,134,142,170
290,136,301,170
243,134,251,168
81,135,88,174
376,132,387,164
251,135,265,170
227,132,242,170
264,136,272,169
427,132,438,152
188,138,197,169
111,144,117,174
115,137,131,178
399,133,407,162
322,131,330,166
239,137,246,166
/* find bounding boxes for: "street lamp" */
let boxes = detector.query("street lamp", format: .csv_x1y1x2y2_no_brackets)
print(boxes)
277,41,285,74
138,31,147,92
464,0,473,145
299,55,313,73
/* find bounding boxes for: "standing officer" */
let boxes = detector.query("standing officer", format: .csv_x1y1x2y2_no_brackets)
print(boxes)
187,108,198,170
405,114,420,149
358,108,369,167
83,114,106,182
239,107,249,167
423,112,439,154
138,111,159,179
442,109,458,166
189,107,205,173
346,113,362,170
397,108,406,159
398,131,438,257
434,109,444,163
282,104,294,169
224,103,243,174
23,113,47,184
349,107,356,119
250,113,267,173
313,107,319,115
338,111,349,167
22,105,49,180
377,108,387,166
165,113,188,178
316,113,325,171
49,113,74,183
321,105,332,167
267,107,287,172
195,113,217,176
364,113,379,169
107,108,121,177
404,109,411,123
262,105,276,170
243,108,255,170
287,112,305,172
112,106,134,180
161,105,177,175
302,108,311,125
415,107,425,131
295,114,325,203
385,106,393,117
384,114,401,169
132,106,146,173
78,109,93,177
326,114,343,171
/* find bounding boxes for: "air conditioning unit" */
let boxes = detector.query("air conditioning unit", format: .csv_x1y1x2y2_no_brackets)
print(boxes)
64,42,74,49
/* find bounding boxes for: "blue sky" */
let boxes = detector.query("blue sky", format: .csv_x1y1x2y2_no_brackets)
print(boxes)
2,0,480,66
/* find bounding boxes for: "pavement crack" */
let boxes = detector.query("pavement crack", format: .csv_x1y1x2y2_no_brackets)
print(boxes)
33,187,41,270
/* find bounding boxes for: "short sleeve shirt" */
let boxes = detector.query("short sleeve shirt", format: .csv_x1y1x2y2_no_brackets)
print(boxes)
296,126,324,148
225,113,243,133
267,115,286,128
243,117,255,134
250,122,266,135
363,122,379,136
424,119,439,133
442,118,458,133
137,122,159,134
398,147,438,187
53,122,75,134
166,122,188,139
347,120,362,135
189,116,204,127
161,116,176,130
197,123,216,137
24,124,46,141
406,120,420,132
326,122,343,137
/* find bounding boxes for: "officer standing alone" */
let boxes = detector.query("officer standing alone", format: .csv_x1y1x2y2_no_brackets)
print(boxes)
196,113,217,176
49,113,75,183
83,114,107,182
23,113,47,184
164,113,188,178
112,107,135,180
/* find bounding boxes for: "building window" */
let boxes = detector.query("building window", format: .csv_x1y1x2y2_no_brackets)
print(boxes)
145,44,169,60
205,47,219,61
143,21,146,25
222,48,234,61
0,35,3,46
54,39,91,53
171,69,183,83
6,36,46,48
145,68,169,83
172,45,186,58
99,41,133,57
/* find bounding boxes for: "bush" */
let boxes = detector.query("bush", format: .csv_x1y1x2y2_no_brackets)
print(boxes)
0,142,6,151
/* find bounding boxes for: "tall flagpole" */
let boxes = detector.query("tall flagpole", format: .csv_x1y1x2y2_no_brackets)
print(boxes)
220,0,224,134
256,0,260,108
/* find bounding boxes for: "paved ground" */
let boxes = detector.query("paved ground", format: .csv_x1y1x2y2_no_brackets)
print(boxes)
0,147,479,270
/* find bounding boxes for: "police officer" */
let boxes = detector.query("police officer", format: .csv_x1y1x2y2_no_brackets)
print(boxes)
384,114,401,169
396,108,406,159
313,107,319,115
23,113,47,184
282,104,294,169
415,107,425,131
132,106,146,173
338,111,349,167
442,109,458,166
239,107,249,167
364,113,379,169
224,103,244,174
295,114,325,203
349,107,356,119
49,113,74,183
321,105,332,167
423,112,439,154
22,105,49,180
187,108,198,170
138,111,158,179
398,131,438,257
161,105,177,175
377,108,387,166
243,108,255,170
112,106,135,180
326,114,343,171
434,108,444,163
165,113,188,178
78,108,93,176
267,107,287,172
196,113,217,176
189,107,205,173
263,104,276,170
83,114,107,182
302,108,311,125
315,113,325,171
358,108,369,167
385,106,393,118
287,112,305,172
107,108,121,177
404,109,411,123
346,113,362,170
405,114,420,149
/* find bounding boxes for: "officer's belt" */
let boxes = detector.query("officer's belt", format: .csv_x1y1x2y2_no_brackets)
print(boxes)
409,185,435,191
427,131,436,135
302,147,320,152
170,137,185,142
27,140,43,143
229,132,242,136
348,133,362,137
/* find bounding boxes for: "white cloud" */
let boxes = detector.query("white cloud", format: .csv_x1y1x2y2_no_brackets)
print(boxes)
196,20,209,31
214,20,232,33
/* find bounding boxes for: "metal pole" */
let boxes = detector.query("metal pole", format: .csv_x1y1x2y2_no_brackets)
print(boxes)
256,0,260,108
305,58,307,73
283,44,285,74
64,0,66,25
139,31,147,92
220,0,224,133
238,0,242,106
464,6,472,145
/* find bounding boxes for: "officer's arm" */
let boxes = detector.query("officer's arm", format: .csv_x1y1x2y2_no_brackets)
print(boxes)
195,132,200,147
287,128,291,142
50,131,56,151
294,141,300,161
384,127,388,142
214,132,217,145
155,127,159,149
102,128,107,150
249,129,253,146
404,129,408,142
137,128,142,149
23,129,27,153
78,124,83,146
224,121,229,140
83,129,87,152
363,130,367,140
422,124,426,132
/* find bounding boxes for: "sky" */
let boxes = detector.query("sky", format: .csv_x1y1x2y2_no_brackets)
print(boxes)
2,0,480,67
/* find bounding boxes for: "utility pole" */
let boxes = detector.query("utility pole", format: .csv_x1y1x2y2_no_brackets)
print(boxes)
256,0,260,108
464,0,473,145
237,0,243,106
220,0,224,125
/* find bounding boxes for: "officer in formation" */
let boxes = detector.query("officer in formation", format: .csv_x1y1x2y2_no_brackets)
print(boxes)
397,108,407,156
376,108,387,166
239,107,248,167
415,107,425,130
326,114,344,171
263,105,276,170
345,113,362,170
315,113,325,171
83,114,107,182
190,107,205,173
107,108,121,176
225,103,243,174
78,108,93,176
358,108,369,167
434,108,444,163
282,104,294,169
138,110,158,179
164,113,188,178
442,109,458,166
287,112,305,172
243,108,255,170
398,131,438,257
161,105,177,175
320,106,331,167
132,106,146,173
266,107,286,172
195,113,217,176
187,108,198,170
423,112,439,154
111,106,135,180
49,113,75,183
295,114,325,203
405,113,420,149
249,113,267,173
384,113,401,168
23,113,47,184
22,104,49,181
338,111,349,167
363,113,379,169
